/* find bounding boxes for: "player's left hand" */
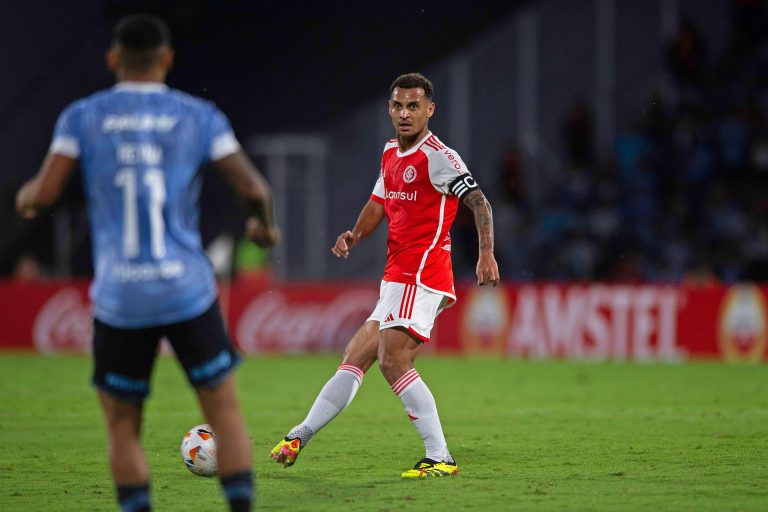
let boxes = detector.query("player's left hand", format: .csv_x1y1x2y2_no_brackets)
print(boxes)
17,205,40,219
476,251,500,287
245,217,280,248
15,182,40,219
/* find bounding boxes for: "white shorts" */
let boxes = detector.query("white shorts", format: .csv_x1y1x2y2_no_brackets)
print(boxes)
366,281,451,342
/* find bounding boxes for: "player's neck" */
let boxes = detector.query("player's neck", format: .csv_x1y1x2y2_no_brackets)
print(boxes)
116,68,167,84
397,127,429,152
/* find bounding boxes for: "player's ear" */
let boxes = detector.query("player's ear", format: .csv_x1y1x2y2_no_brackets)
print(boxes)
159,47,174,71
105,47,120,73
427,101,435,118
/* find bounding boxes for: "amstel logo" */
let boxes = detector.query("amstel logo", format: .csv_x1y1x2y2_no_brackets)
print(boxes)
459,286,509,354
403,165,417,183
717,283,768,362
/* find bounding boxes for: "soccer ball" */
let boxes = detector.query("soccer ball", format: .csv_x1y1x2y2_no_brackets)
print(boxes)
180,424,218,477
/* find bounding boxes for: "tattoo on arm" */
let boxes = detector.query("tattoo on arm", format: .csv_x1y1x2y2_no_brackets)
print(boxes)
463,189,494,252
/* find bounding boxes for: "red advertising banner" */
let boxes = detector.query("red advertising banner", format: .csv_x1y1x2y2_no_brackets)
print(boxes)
224,280,380,354
454,282,768,361
1,279,766,362
0,281,92,353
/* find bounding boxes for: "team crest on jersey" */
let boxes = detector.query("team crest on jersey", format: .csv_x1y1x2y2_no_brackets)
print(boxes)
403,166,417,183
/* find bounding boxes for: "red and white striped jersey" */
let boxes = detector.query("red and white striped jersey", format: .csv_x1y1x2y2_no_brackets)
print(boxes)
371,131,477,303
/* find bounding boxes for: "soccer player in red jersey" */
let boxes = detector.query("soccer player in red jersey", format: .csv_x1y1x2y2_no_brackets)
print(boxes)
271,73,499,477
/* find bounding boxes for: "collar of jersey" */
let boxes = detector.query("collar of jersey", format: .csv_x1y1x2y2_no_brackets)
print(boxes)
396,131,433,157
113,81,169,93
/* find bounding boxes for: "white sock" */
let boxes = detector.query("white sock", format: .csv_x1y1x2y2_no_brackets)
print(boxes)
392,369,452,462
288,364,364,445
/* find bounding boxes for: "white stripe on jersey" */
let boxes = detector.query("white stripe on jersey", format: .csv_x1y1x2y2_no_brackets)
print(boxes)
384,139,399,151
416,194,446,290
210,132,241,161
50,136,80,158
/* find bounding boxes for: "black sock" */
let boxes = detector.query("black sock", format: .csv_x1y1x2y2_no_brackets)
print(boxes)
220,470,254,512
116,483,150,512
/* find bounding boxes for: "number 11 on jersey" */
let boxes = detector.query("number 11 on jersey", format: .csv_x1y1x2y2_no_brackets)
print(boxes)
114,168,167,259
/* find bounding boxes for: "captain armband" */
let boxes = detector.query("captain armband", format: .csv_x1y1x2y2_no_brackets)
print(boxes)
448,174,480,199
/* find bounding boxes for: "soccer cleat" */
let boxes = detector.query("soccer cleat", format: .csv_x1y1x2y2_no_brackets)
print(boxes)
270,437,302,467
401,457,459,478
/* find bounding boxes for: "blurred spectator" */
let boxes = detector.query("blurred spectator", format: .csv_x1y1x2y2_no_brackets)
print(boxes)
498,147,528,210
717,103,754,177
666,20,708,87
13,254,43,281
234,237,273,279
563,103,595,169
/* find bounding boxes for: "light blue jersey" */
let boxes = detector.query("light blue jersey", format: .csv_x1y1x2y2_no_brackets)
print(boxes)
51,82,241,328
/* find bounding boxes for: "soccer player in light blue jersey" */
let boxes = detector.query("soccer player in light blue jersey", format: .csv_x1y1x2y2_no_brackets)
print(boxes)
16,14,278,512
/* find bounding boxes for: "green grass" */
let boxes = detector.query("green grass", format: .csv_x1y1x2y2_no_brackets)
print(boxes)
2,354,767,511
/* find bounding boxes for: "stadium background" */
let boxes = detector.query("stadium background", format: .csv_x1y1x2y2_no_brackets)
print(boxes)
1,0,767,362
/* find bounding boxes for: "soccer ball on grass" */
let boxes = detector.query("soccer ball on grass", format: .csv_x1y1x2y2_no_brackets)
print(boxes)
181,424,218,477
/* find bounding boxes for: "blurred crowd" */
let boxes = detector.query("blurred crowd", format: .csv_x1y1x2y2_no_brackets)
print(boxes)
465,7,768,284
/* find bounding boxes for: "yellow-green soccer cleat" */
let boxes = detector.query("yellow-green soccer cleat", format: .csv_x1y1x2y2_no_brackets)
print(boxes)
401,457,459,478
270,437,302,467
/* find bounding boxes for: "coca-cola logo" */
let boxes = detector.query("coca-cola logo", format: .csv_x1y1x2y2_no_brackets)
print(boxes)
235,289,378,353
33,289,93,353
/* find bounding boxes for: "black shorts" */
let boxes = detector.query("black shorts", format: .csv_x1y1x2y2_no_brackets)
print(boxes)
92,301,241,402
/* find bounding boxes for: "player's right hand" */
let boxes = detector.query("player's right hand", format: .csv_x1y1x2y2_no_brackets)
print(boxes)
476,251,500,287
331,231,360,259
15,181,40,219
17,205,40,219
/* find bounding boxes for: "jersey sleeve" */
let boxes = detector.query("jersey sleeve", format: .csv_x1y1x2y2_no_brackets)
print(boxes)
427,147,479,199
207,106,241,162
370,168,385,204
49,102,81,158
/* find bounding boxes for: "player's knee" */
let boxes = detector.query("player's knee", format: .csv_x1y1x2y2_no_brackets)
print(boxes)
104,404,142,440
198,380,241,420
378,349,406,381
197,385,235,412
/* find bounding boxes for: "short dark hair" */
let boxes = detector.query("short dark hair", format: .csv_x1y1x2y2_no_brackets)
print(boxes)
112,14,171,71
390,73,434,101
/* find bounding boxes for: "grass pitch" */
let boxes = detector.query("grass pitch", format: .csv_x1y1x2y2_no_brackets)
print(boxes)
2,354,767,511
